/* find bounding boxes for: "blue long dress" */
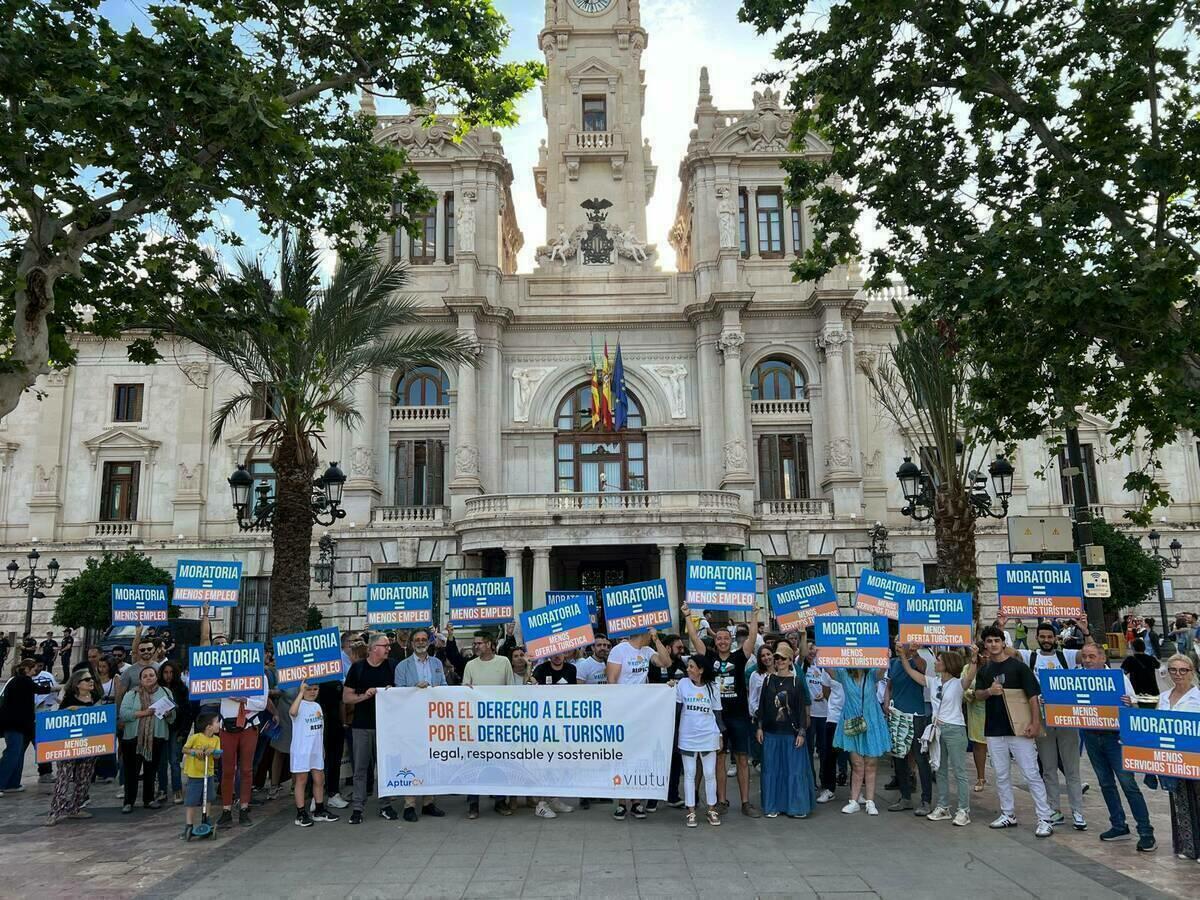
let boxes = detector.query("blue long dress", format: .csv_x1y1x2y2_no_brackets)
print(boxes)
832,669,890,758
756,673,816,817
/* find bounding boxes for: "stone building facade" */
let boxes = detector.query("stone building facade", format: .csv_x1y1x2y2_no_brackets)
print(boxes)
1,0,1197,639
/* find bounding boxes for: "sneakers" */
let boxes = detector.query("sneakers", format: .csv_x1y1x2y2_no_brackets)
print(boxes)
402,807,418,823
145,800,162,810
549,798,574,813
631,802,647,819
666,800,685,809
612,804,626,820
926,806,952,821
216,810,233,828
238,808,252,827
421,803,446,818
348,810,363,825
580,799,592,810
715,800,730,814
685,810,697,827
706,809,721,827
173,791,183,805
494,799,513,817
726,764,737,776
535,801,557,819
888,798,913,812
816,789,836,804
1048,810,1066,826
1072,812,1087,831
1100,826,1132,841
865,801,879,815
1136,836,1157,853
311,807,339,822
741,802,763,818
326,794,349,809
379,804,399,821
295,810,314,828
645,800,658,813
989,814,1018,829
841,800,861,814
38,772,54,784
1035,820,1053,838
913,805,931,817
181,824,193,841
952,810,971,827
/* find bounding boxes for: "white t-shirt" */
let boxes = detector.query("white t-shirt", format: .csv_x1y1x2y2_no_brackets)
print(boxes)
822,670,845,724
575,656,608,685
1158,686,1200,712
289,699,324,759
607,642,653,685
805,665,829,718
748,670,768,718
676,679,722,752
1022,648,1079,681
930,677,965,726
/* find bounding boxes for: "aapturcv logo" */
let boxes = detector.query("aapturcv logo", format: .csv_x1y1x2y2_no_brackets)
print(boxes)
385,767,424,789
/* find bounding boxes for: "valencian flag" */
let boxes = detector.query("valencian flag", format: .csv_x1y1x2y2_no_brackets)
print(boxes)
600,340,615,429
589,336,602,429
613,341,628,430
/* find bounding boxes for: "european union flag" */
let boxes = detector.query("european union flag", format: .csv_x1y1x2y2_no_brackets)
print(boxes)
613,341,628,430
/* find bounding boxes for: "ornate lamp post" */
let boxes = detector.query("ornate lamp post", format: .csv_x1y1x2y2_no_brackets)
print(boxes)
868,521,893,572
312,533,338,598
6,548,60,636
896,452,1015,522
1144,528,1183,634
227,461,347,531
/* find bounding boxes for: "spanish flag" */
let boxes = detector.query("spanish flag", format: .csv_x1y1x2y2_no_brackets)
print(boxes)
600,340,615,430
589,337,601,429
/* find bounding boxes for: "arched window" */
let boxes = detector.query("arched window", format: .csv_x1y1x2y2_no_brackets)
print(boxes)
395,366,449,406
554,383,646,493
751,357,806,401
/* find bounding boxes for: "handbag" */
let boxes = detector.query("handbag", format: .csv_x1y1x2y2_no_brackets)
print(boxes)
842,673,868,736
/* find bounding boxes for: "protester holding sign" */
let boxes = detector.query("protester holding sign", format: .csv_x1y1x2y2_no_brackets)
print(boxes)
676,647,723,827
832,666,888,815
343,633,398,825
1157,654,1200,860
899,649,970,825
289,680,339,828
117,664,177,813
755,642,815,819
43,670,103,825
607,627,672,821
885,644,933,816
392,628,447,822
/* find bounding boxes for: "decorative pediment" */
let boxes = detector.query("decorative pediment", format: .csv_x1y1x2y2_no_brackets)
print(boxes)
375,114,483,160
82,428,161,468
566,56,621,91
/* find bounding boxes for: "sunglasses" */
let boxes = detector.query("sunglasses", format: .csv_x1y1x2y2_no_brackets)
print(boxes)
79,676,94,682
1167,668,1193,675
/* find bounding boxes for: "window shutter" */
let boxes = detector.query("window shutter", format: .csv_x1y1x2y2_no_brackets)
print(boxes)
395,441,415,506
429,440,445,506
757,435,780,500
132,385,144,421
797,435,810,499
100,462,113,520
128,462,141,521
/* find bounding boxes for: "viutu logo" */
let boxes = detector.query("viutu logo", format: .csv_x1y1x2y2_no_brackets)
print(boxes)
385,768,424,789
612,772,666,788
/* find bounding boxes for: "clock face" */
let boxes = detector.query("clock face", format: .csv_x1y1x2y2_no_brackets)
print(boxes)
573,0,613,13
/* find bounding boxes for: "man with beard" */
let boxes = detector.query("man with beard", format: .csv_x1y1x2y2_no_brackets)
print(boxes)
575,636,610,684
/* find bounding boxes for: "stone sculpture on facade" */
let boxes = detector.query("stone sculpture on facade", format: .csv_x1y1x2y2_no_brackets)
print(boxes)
511,367,554,423
457,190,476,253
717,187,737,249
613,224,648,262
647,364,688,419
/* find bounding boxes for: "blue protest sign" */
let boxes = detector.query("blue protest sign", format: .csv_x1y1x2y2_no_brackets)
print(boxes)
547,590,598,623
685,560,757,611
447,577,515,626
174,559,243,607
854,569,922,619
365,582,434,627
602,579,672,639
898,593,973,646
997,562,1084,619
36,706,117,764
273,627,344,687
1121,708,1200,780
1041,669,1125,729
521,598,595,662
188,643,266,700
814,616,890,668
111,584,169,626
769,576,839,632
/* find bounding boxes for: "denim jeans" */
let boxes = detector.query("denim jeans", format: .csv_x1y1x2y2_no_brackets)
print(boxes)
0,730,28,789
935,723,970,813
1082,730,1154,839
157,732,183,794
895,713,933,804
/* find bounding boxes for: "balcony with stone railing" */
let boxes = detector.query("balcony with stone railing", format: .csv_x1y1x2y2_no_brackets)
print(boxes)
568,130,624,152
372,506,450,526
389,405,451,426
754,498,832,519
750,398,812,420
92,521,142,539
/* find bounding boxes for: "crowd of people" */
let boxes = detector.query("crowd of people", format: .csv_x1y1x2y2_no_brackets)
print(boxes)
0,605,1197,865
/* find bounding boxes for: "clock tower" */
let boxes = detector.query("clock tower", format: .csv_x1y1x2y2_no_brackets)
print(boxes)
533,0,657,268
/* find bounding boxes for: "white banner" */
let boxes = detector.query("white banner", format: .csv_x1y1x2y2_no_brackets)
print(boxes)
375,685,674,799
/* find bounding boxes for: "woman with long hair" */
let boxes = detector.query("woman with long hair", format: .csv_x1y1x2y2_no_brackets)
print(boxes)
156,660,192,804
677,647,724,826
901,648,971,825
1158,654,1200,860
0,658,39,792
118,664,176,813
832,664,889,815
45,669,101,825
755,643,815,819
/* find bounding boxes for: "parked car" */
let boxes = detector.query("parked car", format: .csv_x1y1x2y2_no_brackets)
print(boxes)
98,618,202,661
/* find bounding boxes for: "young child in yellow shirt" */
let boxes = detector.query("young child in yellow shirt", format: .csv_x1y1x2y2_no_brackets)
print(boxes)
182,713,222,840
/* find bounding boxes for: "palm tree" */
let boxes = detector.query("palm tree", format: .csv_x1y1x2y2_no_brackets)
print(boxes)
159,231,475,634
865,303,1002,620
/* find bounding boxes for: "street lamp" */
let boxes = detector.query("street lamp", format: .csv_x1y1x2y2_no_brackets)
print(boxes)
895,452,1015,522
6,548,60,636
1144,528,1183,631
312,533,338,597
227,461,347,531
868,521,893,572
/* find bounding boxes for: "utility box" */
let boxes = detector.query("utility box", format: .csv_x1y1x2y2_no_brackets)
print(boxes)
1008,516,1075,555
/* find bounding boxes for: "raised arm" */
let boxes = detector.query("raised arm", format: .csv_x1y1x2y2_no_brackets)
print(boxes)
897,645,928,686
289,683,306,718
741,602,759,659
648,630,671,668
199,602,210,646
680,602,703,654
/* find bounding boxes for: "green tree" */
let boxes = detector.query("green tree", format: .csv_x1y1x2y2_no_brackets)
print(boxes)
1090,519,1162,618
739,0,1199,520
865,305,1006,620
157,230,474,635
0,0,540,418
52,551,174,632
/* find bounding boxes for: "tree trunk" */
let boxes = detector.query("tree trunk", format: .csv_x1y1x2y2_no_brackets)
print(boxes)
933,482,980,623
268,433,317,636
1,241,59,418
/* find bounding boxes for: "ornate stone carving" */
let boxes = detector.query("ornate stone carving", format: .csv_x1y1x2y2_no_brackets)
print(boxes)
454,444,479,476
647,364,688,419
610,157,624,181
385,107,456,158
540,32,556,60
180,361,210,388
541,225,576,264
565,158,579,181
717,330,745,357
612,223,648,262
351,446,377,479
723,439,748,472
457,190,476,254
716,187,737,249
855,349,876,376
862,449,882,479
736,87,793,152
825,437,854,471
177,462,201,492
34,464,58,495
816,328,849,354
511,366,554,423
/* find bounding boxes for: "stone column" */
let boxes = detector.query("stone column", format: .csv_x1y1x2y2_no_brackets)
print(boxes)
747,188,759,257
28,371,70,540
659,543,680,631
531,547,551,608
718,328,754,507
342,372,381,526
817,321,862,516
448,322,483,518
505,546,526,615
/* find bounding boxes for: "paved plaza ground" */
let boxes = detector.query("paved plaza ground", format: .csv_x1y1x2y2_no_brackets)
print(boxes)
0,751,1193,900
